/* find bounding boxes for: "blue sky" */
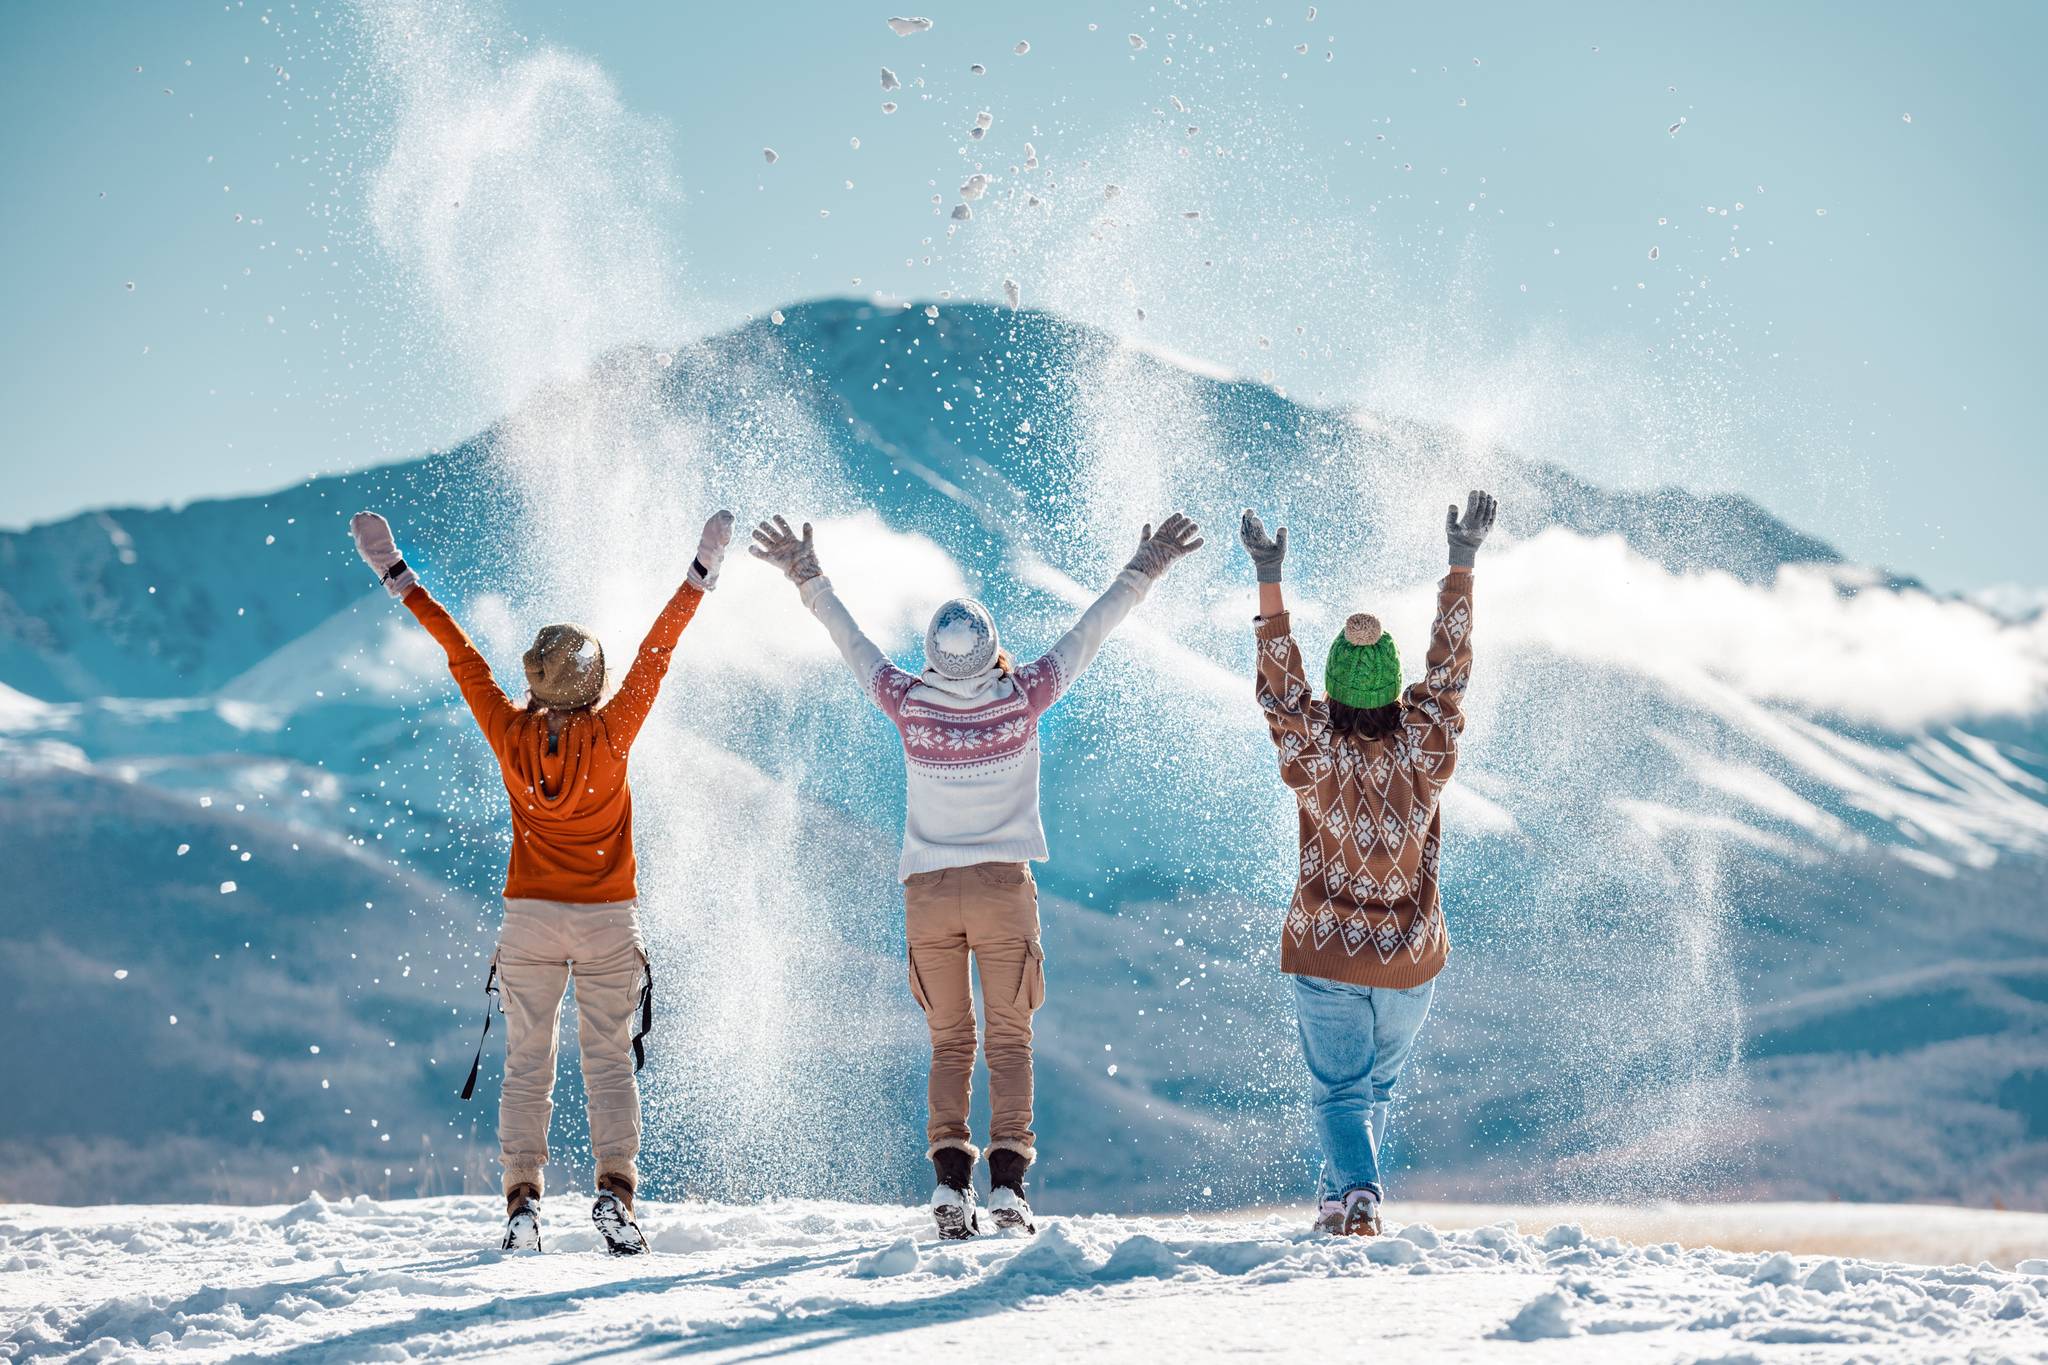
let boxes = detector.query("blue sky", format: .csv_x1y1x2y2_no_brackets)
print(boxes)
3,0,2041,592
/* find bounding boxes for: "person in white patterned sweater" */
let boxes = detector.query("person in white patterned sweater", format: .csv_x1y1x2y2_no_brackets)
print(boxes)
1240,491,1495,1239
750,512,1204,1238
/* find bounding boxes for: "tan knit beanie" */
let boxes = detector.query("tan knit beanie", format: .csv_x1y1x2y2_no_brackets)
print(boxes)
523,623,605,710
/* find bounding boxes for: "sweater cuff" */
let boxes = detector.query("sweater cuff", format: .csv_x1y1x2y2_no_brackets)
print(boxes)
1443,566,1474,583
1254,611,1292,640
798,575,833,610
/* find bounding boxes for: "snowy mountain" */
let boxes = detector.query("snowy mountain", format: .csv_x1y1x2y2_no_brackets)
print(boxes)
3,299,2045,1212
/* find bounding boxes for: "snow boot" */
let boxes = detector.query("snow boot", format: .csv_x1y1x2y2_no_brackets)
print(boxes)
502,1184,542,1252
985,1146,1037,1235
1339,1186,1382,1237
592,1175,647,1257
930,1146,983,1241
1314,1199,1347,1236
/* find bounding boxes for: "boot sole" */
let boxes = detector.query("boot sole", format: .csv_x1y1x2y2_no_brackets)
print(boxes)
933,1204,980,1241
988,1207,1036,1235
593,1201,648,1256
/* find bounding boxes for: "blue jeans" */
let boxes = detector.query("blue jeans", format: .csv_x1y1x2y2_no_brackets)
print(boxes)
1292,973,1436,1202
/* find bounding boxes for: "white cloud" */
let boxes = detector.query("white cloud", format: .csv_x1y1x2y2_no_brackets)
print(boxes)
0,682,62,734
1478,530,2048,729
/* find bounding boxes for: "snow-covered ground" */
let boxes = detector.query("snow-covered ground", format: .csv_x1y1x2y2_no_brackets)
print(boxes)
6,1197,2045,1362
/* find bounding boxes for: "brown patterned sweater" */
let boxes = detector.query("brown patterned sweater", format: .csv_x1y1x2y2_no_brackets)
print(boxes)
1254,568,1474,989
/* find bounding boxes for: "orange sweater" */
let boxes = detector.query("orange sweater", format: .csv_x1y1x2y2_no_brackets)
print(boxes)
403,582,704,903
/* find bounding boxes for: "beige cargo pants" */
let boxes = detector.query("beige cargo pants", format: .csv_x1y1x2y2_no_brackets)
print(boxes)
494,898,649,1198
904,862,1047,1160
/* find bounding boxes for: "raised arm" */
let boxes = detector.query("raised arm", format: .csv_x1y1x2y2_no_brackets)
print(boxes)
751,515,914,706
1241,509,1325,793
1401,491,1494,780
600,510,734,751
1020,512,1203,713
352,511,520,749
404,586,524,747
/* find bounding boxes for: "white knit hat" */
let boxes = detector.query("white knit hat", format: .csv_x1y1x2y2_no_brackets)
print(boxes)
925,598,1000,679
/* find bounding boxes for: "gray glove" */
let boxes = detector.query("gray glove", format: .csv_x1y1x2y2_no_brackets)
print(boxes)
1446,490,1497,568
687,509,736,591
748,514,823,586
1239,509,1287,583
1124,511,1204,580
350,511,418,598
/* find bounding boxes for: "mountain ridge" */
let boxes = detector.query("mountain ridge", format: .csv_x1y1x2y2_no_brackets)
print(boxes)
0,297,1893,706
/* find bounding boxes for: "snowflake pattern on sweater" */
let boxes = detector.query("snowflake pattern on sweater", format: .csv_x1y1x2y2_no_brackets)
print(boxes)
868,655,1069,773
800,568,1152,879
1254,571,1474,989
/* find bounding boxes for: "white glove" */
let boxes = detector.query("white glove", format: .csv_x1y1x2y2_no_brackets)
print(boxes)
687,509,737,591
350,511,418,599
748,515,824,586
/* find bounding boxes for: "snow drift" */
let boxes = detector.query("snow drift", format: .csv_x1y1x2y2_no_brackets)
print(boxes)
3,1196,2044,1362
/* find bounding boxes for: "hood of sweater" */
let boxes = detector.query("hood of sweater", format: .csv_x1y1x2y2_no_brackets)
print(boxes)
913,665,1015,707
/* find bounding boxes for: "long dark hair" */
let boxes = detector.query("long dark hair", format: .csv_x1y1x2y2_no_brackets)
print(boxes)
1327,698,1403,741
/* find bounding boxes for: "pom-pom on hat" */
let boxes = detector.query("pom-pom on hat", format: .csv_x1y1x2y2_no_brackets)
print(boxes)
524,623,605,709
925,597,1001,679
1325,612,1402,710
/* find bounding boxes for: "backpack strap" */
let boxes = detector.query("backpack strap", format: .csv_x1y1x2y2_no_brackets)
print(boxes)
458,961,501,1101
631,959,654,1073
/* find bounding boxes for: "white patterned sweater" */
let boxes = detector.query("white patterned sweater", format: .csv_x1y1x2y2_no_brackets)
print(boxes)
800,567,1154,881
1253,568,1474,989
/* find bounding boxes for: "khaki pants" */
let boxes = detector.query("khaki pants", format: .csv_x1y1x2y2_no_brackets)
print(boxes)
495,898,648,1197
904,862,1046,1157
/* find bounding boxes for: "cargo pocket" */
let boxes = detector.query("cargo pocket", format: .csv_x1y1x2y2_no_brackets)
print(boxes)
1017,939,1047,1011
907,944,932,1013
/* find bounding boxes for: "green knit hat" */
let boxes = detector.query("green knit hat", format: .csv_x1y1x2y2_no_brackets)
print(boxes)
1324,613,1401,709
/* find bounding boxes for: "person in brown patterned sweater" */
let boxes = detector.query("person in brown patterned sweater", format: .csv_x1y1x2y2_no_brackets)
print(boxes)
1240,490,1496,1237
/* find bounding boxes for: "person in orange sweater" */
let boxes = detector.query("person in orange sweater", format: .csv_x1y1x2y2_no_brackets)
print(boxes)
350,506,734,1255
